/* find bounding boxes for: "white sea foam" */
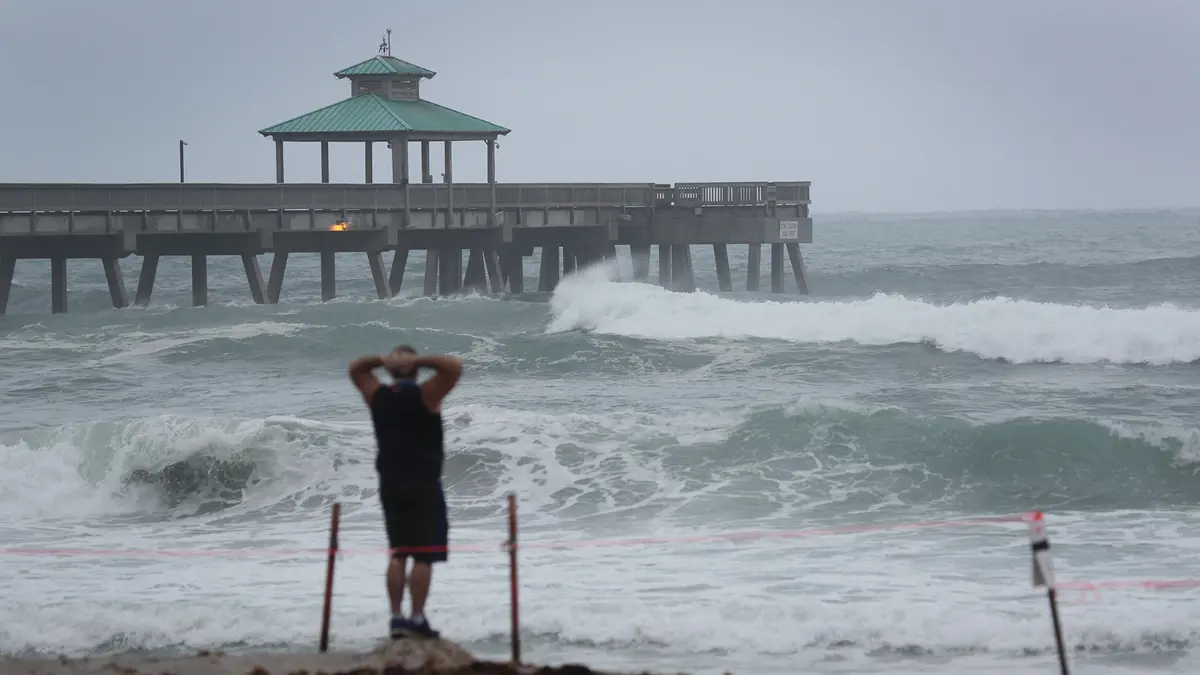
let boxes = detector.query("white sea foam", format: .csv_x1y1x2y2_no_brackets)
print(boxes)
5,514,1200,675
548,264,1200,365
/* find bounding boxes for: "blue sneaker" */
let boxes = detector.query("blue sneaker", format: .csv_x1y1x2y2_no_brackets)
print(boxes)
389,615,415,639
408,616,441,640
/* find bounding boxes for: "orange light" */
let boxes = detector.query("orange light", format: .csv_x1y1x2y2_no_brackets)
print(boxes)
329,221,350,231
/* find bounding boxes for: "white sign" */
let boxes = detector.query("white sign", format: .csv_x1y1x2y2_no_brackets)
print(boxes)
779,220,799,240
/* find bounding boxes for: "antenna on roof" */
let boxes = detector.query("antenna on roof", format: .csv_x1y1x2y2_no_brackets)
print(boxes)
378,28,392,57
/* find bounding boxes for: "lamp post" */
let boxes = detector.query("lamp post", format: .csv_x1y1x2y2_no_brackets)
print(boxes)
179,140,187,183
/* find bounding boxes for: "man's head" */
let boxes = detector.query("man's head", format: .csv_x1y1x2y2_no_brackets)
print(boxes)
388,344,418,379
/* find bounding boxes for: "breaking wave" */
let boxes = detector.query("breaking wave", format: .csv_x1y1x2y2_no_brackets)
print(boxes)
547,265,1200,365
3,402,1198,527
0,415,367,521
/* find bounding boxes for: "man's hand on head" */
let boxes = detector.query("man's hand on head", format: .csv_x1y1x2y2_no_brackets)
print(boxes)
383,350,416,375
411,353,463,412
348,353,387,404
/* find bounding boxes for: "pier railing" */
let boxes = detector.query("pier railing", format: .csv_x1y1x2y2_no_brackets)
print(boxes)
655,182,809,207
0,181,810,215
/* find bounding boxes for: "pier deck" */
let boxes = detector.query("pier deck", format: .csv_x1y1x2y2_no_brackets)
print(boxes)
0,180,812,315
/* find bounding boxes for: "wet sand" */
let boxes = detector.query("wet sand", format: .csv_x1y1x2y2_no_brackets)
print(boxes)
0,640,687,675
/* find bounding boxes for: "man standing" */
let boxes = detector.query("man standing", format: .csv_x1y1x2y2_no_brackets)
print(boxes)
348,345,463,640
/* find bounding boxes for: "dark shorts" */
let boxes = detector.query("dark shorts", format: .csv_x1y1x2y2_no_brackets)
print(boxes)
379,480,449,564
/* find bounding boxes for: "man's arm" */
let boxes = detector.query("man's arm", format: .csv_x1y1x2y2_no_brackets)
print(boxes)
413,354,463,412
348,354,386,404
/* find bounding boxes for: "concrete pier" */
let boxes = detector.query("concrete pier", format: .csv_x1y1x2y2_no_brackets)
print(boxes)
0,49,813,316
0,182,813,315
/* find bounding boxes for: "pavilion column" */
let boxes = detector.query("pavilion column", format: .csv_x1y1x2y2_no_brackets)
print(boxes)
421,141,432,183
486,138,496,227
320,141,330,183
390,136,410,227
396,138,410,182
444,140,454,229
364,142,373,183
400,138,410,227
275,139,284,183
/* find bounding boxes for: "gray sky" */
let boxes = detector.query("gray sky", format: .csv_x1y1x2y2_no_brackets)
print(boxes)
1,0,1197,213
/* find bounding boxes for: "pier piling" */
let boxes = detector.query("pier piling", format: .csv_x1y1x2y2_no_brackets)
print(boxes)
438,249,462,296
501,246,524,294
388,248,408,296
785,243,809,294
538,246,560,293
562,245,577,277
631,244,651,282
367,251,390,300
267,253,288,304
320,251,336,302
713,244,733,292
0,257,14,315
191,255,208,307
50,257,66,314
423,251,439,296
102,258,129,308
484,249,504,294
463,249,487,294
747,244,762,292
135,255,158,306
770,243,784,294
242,253,267,304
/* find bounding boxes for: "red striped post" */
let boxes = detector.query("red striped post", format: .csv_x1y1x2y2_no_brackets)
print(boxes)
319,502,341,652
508,493,521,665
1029,511,1068,675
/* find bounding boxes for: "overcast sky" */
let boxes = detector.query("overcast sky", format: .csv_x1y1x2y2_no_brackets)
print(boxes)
1,0,1197,213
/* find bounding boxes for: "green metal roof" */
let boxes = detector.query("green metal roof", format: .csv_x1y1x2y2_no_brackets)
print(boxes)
258,93,510,137
334,56,436,79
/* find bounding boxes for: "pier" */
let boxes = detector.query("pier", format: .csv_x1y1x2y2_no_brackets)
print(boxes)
0,44,812,316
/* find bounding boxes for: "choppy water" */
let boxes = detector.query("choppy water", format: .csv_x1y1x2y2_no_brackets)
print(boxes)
4,208,1200,674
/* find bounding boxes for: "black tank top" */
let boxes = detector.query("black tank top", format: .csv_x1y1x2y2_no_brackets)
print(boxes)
368,382,445,484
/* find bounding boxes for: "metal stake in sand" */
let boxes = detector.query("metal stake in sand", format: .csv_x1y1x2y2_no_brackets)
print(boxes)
320,502,341,653
1029,511,1069,675
508,492,521,665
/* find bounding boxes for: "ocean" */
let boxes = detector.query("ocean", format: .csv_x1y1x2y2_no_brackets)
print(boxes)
3,208,1200,675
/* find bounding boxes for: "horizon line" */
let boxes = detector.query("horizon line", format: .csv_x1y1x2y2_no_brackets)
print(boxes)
813,204,1200,217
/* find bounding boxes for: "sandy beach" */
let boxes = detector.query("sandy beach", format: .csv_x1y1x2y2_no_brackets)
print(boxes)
0,640,683,675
